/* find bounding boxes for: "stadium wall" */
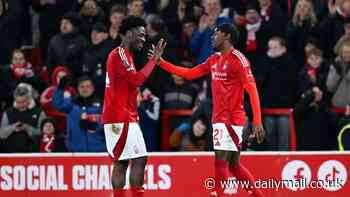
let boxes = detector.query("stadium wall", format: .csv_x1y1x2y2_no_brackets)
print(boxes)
0,152,349,197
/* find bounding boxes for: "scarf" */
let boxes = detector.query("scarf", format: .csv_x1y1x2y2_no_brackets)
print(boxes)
39,134,55,152
245,20,261,52
10,63,33,80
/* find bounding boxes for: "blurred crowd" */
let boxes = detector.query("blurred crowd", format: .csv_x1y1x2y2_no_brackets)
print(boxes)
1,0,350,153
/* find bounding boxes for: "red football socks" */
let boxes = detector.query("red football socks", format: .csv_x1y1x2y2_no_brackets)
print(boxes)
214,159,230,196
229,163,265,197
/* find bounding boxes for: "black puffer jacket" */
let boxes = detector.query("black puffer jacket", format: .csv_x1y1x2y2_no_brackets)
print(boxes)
46,31,88,78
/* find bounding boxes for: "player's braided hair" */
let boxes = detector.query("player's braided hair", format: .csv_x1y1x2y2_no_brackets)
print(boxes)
119,16,146,35
217,23,239,46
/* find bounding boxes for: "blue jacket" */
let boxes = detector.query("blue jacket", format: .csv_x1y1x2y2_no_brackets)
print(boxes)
189,17,232,64
53,88,107,152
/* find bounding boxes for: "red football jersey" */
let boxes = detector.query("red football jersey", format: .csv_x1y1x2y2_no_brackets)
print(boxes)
209,49,255,125
160,48,256,126
102,46,156,123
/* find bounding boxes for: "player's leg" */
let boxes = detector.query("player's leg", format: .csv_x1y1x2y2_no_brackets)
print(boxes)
129,156,147,197
228,152,265,197
112,159,129,197
212,150,231,196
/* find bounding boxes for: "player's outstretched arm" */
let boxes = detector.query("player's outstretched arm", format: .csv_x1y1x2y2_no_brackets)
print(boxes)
158,59,210,80
244,82,265,143
148,46,211,80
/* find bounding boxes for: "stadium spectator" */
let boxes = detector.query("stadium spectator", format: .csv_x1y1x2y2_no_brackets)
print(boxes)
0,49,41,110
40,66,76,132
177,17,197,64
327,41,350,108
170,114,210,151
141,14,177,97
137,88,160,152
334,22,350,55
46,12,87,79
32,0,73,56
53,76,106,152
0,84,46,152
294,49,335,150
237,4,262,67
1,49,45,95
298,48,330,96
79,0,106,37
82,23,115,99
189,0,231,64
256,37,298,151
37,118,66,152
162,74,198,110
0,0,23,65
41,66,76,113
161,0,195,41
109,4,127,45
315,0,350,58
286,0,318,65
254,0,287,58
127,0,146,18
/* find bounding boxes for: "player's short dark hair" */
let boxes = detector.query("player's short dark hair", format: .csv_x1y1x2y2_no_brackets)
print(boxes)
216,23,239,45
119,16,146,35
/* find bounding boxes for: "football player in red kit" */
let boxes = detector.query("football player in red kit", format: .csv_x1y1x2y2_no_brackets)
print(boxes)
102,16,166,197
152,23,266,197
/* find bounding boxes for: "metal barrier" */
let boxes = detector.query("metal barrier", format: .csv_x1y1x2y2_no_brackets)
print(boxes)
161,108,297,151
261,108,297,151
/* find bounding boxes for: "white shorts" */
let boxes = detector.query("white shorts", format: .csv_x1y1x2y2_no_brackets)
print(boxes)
104,122,147,160
212,123,243,151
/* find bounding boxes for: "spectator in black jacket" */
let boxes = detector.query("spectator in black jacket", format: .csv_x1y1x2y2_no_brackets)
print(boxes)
46,12,88,79
79,0,106,38
82,23,115,99
294,87,336,150
2,49,46,95
286,0,318,65
161,0,195,41
141,14,177,97
255,0,288,58
32,0,73,57
315,0,350,58
256,37,298,151
297,48,330,97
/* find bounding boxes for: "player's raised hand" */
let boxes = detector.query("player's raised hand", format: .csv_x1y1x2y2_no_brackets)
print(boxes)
148,38,167,63
252,124,265,144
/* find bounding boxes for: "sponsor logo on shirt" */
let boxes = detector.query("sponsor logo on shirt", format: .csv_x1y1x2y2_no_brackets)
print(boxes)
212,71,227,80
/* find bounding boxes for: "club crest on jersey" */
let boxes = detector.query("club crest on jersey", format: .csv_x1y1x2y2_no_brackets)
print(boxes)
111,124,121,135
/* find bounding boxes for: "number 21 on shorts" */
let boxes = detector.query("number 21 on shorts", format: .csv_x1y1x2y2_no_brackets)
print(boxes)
213,128,223,146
